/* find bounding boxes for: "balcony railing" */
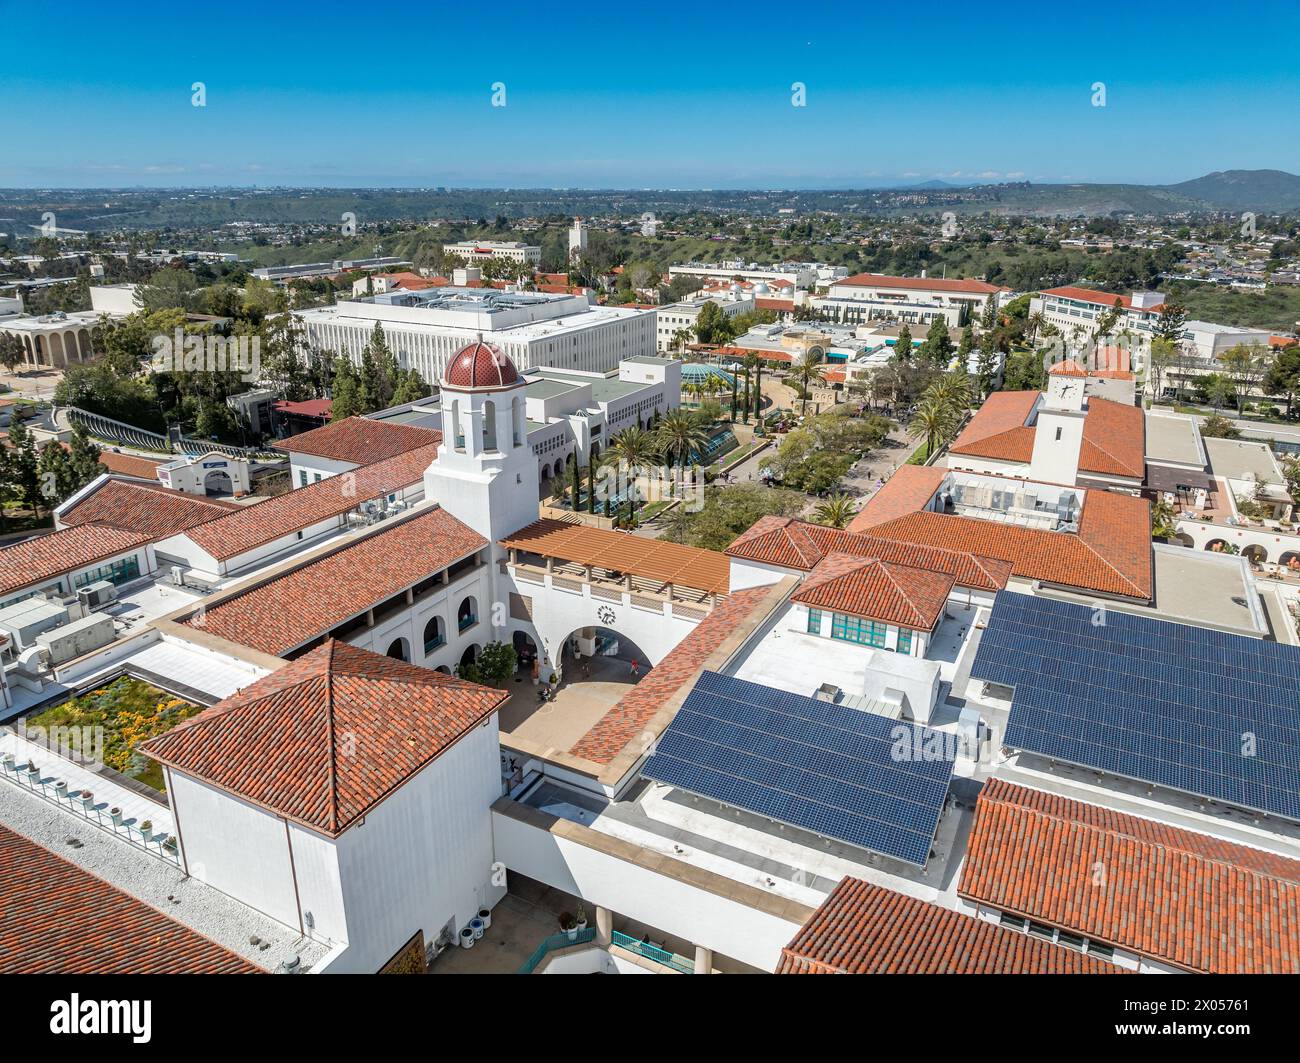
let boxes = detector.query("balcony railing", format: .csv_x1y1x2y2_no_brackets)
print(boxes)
518,927,596,974
611,931,694,973
458,615,477,632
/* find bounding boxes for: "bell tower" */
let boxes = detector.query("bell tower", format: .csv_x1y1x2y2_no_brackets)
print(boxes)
423,337,539,542
1029,361,1088,484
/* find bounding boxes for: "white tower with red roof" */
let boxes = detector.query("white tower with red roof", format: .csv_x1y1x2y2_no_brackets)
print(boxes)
423,337,539,544
1029,360,1088,484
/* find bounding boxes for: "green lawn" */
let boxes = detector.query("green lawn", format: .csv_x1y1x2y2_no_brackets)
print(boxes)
26,676,204,792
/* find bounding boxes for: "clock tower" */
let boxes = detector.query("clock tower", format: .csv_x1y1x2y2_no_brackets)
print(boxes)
1029,360,1088,484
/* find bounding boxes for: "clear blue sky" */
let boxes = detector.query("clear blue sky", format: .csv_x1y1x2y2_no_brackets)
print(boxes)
2,0,1297,188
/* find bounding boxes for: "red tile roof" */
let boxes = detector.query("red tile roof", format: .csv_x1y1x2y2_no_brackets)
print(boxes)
97,450,164,479
852,482,1152,600
0,824,259,974
779,877,1117,974
791,553,954,631
847,464,947,530
190,507,486,655
725,516,1013,592
837,273,1003,295
951,392,1145,480
142,640,507,836
1048,359,1089,378
959,780,1300,973
1078,397,1146,479
0,525,154,596
275,416,441,465
60,478,240,539
181,443,439,562
274,398,333,419
1040,286,1163,314
569,585,775,764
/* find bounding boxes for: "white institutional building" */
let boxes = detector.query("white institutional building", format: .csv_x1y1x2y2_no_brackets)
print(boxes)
295,287,655,383
3,338,1300,978
443,240,542,268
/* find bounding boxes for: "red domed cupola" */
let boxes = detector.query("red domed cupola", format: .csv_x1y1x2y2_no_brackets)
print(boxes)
443,336,520,391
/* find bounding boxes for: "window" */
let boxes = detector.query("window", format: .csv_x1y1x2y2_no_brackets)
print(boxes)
423,616,446,655
1056,931,1086,952
73,556,141,589
807,608,822,635
998,913,1027,931
1027,921,1055,941
896,629,913,655
830,613,887,648
1054,426,1063,441
299,470,308,487
1086,943,1115,961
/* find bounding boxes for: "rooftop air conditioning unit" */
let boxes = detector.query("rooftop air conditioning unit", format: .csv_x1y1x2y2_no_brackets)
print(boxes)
76,581,117,610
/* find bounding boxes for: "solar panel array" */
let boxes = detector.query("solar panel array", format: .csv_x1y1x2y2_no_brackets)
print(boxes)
971,593,1300,820
641,671,955,866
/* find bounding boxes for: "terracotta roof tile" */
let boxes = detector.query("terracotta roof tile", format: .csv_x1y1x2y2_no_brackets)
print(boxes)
726,516,1012,592
181,443,439,562
959,780,1300,973
191,507,486,655
1079,396,1146,479
837,273,1003,294
142,641,507,836
275,416,441,465
96,450,164,479
791,553,954,631
569,585,775,764
1040,286,1162,314
0,525,154,597
779,877,1118,974
60,478,240,539
847,465,947,531
0,824,259,974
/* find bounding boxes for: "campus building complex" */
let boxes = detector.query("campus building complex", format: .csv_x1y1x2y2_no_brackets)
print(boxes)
1,335,1299,977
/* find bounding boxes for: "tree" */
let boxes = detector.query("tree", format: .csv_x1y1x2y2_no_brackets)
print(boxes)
0,331,25,374
1263,346,1300,417
1150,497,1177,541
792,348,826,415
134,268,204,313
37,441,77,505
607,425,659,470
330,358,363,420
975,336,997,400
1153,301,1188,344
392,369,430,406
458,641,516,686
1147,337,1178,402
920,317,954,366
6,419,44,518
813,492,859,529
909,396,957,460
1219,343,1271,414
674,482,805,551
893,324,913,364
66,423,103,485
1200,412,1240,439
656,409,707,475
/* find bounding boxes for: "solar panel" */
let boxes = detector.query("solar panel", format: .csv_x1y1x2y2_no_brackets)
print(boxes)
641,671,955,866
970,593,1300,820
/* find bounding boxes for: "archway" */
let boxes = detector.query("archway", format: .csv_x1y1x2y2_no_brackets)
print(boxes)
1242,544,1268,565
557,626,652,680
457,595,478,634
1206,539,1238,555
434,665,452,675
1280,550,1300,574
423,615,446,656
204,469,233,496
1172,532,1194,548
512,630,538,677
386,637,410,662
459,643,481,669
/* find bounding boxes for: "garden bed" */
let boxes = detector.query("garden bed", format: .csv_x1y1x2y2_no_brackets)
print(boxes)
24,676,204,792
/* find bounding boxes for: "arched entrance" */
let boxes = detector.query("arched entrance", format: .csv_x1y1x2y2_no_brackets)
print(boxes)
204,469,233,496
1172,532,1195,548
1242,544,1268,565
386,637,410,662
460,643,481,669
557,626,651,682
1206,538,1238,555
512,630,538,677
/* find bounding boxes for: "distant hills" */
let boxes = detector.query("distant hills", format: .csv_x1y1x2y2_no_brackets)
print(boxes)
1163,170,1300,212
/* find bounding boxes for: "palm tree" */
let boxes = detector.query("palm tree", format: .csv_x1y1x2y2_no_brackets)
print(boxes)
656,409,709,476
661,503,693,544
671,328,693,355
813,492,859,529
607,425,659,470
792,348,827,415
909,397,957,461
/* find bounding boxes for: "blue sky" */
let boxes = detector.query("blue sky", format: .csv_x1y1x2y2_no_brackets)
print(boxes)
2,0,1297,188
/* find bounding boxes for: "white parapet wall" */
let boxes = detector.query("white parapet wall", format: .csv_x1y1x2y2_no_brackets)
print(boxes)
492,799,811,972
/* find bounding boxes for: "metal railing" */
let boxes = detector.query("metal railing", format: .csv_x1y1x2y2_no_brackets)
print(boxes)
518,927,597,974
0,757,179,867
611,931,694,973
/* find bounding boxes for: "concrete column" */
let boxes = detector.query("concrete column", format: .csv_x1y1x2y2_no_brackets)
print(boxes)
595,906,612,948
694,945,713,974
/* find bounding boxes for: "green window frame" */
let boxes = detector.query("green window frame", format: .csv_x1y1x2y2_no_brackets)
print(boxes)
807,608,822,635
896,629,913,655
830,613,887,648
